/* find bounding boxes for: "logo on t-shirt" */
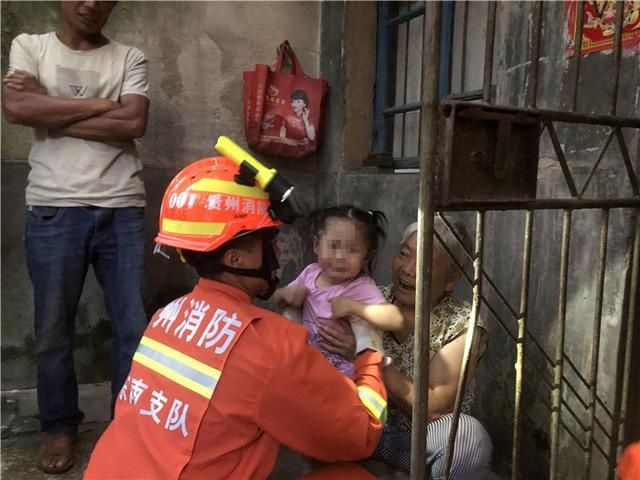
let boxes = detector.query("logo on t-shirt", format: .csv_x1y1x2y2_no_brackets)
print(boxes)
57,66,99,98
69,84,88,97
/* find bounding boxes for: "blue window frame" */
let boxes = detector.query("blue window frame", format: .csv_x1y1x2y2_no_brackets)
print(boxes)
373,1,485,169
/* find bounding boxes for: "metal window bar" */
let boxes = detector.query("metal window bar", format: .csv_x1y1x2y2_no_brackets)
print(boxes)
443,100,640,129
546,120,580,197
373,1,395,154
527,1,543,108
583,209,609,480
511,209,533,480
443,211,484,479
550,209,572,480
607,211,639,480
609,1,624,116
482,1,497,104
460,2,469,93
411,2,441,478
440,1,455,100
568,0,585,112
387,4,425,29
401,9,411,159
579,129,616,198
616,128,640,197
616,213,640,462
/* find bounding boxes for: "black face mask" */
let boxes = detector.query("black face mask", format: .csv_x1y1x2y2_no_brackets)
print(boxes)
219,231,280,300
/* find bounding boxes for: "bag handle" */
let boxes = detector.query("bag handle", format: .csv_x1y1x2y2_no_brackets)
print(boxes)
274,40,305,76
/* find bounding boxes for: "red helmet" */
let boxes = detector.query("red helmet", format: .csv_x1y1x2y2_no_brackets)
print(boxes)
155,157,282,252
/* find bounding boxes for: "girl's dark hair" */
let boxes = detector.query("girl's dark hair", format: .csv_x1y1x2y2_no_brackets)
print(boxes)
308,205,387,274
290,89,309,106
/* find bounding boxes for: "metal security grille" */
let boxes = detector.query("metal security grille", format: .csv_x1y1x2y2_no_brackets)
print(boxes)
412,2,639,480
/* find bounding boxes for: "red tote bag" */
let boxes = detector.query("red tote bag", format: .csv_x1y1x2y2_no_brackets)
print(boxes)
243,40,329,158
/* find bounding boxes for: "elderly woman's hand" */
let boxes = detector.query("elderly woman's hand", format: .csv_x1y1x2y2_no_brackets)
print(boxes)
329,296,355,320
317,320,356,361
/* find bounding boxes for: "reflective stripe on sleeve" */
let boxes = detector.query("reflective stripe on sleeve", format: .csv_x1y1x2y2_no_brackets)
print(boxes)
357,386,387,423
133,336,221,399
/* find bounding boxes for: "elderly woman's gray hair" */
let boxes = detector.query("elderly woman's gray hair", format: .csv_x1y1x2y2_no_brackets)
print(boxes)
401,217,472,271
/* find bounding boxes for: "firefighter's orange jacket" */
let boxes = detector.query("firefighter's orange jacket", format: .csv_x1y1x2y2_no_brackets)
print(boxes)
84,279,386,479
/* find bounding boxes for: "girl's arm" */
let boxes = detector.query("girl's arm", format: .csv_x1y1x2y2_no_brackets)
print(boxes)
384,332,482,421
329,297,404,331
272,284,308,310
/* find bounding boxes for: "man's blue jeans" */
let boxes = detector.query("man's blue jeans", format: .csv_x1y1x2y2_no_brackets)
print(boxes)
25,206,148,434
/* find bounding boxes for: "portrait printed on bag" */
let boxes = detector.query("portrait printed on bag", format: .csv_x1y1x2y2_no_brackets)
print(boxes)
259,85,317,148
279,90,315,145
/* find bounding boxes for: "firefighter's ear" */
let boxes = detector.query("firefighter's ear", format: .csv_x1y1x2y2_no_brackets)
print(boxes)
222,248,242,268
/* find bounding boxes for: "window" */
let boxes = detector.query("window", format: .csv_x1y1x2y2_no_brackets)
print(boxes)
372,1,488,170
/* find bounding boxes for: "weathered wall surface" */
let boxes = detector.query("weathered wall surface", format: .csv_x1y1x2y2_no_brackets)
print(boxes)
1,1,320,395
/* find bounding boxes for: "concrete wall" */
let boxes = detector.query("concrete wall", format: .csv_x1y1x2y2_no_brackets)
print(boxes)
1,1,320,397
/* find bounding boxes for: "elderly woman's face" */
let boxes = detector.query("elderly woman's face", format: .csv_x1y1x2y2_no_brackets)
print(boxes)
391,232,455,307
391,232,417,305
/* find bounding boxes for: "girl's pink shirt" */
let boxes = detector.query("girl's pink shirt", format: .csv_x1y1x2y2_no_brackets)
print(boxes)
289,263,386,376
290,263,386,333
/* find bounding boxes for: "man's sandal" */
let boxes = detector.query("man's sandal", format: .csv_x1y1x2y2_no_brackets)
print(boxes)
37,432,76,474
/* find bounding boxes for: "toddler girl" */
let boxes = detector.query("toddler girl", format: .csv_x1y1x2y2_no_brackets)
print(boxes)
273,205,403,376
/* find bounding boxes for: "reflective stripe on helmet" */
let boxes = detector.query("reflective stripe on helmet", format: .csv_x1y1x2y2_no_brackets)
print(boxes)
161,219,226,236
357,385,387,423
156,157,282,252
191,178,269,199
133,336,221,399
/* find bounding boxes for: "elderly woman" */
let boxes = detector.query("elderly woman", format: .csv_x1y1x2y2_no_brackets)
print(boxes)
318,219,492,479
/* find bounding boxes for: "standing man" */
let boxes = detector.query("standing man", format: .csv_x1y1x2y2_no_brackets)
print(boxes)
2,1,149,474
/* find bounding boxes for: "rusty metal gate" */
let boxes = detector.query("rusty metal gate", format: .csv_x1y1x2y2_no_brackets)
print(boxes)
411,2,639,479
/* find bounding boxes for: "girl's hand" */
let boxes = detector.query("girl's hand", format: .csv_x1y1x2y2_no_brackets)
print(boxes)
318,320,356,360
302,107,310,123
329,296,354,319
284,284,308,308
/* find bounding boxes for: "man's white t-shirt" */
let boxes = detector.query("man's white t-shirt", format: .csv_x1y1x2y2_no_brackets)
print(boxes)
9,32,148,207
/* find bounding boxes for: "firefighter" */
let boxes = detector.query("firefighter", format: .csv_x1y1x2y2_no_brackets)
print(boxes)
84,156,387,479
